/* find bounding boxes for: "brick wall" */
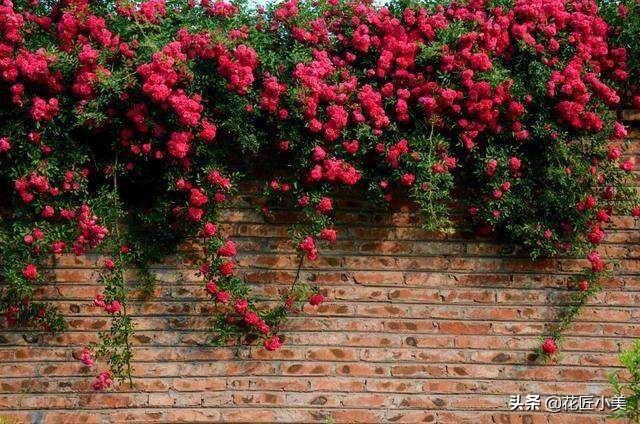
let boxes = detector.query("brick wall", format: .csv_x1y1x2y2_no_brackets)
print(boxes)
1,115,639,424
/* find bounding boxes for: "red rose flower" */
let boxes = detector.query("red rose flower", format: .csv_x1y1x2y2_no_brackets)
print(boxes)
105,300,122,314
219,261,235,276
263,335,282,351
22,264,38,280
205,280,218,294
187,207,204,222
79,347,94,366
201,222,218,237
189,188,208,207
51,241,66,254
400,173,415,186
104,258,115,270
320,228,337,244
587,251,604,272
541,337,557,355
0,137,10,153
299,236,318,260
91,371,113,391
216,290,231,303
42,205,55,218
243,311,260,326
217,240,237,257
588,226,605,244
309,293,324,306
234,299,248,315
298,195,309,207
315,197,333,214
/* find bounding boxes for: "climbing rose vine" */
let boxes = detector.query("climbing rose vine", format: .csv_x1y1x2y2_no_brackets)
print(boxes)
0,0,639,388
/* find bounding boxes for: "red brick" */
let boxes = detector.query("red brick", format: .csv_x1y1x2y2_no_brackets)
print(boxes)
2,156,640,424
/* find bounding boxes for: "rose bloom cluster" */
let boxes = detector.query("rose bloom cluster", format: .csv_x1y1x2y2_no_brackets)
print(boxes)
0,0,639,388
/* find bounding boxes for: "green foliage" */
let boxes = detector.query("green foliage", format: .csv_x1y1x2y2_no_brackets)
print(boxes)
609,339,640,422
1,0,639,388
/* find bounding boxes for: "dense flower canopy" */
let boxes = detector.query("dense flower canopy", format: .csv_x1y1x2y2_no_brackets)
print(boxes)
0,0,639,387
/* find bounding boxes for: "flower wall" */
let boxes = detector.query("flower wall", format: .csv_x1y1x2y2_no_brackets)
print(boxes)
0,0,639,389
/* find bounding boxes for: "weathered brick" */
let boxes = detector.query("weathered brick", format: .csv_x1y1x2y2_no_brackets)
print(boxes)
1,150,640,423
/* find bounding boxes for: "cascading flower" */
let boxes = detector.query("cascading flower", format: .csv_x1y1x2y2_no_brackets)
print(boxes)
0,0,638,387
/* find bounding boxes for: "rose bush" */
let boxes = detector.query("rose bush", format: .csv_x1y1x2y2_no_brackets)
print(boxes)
0,0,638,388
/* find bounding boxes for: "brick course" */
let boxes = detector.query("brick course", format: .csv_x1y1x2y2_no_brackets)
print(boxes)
1,117,640,423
